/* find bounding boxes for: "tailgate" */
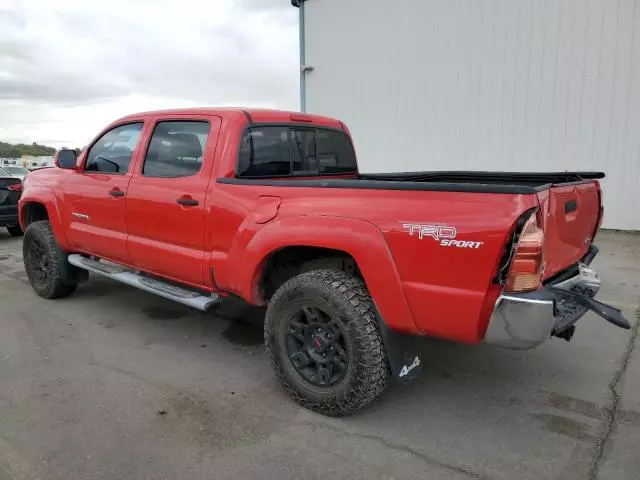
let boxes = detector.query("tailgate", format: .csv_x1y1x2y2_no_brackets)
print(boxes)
538,181,601,279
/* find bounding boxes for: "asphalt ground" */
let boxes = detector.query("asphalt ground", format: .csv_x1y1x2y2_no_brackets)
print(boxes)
0,229,638,480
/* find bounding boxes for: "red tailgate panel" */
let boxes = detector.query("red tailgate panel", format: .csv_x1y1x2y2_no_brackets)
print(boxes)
538,182,600,280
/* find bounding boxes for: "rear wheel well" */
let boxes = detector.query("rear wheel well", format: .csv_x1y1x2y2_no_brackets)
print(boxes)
260,247,361,300
22,202,49,227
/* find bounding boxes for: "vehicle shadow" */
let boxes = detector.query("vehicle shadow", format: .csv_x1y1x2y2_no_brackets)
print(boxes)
204,300,615,440
9,266,615,426
34,265,628,446
16,271,619,478
76,274,573,405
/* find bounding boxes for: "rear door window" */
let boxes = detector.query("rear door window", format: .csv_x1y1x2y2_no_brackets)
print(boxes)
143,121,210,178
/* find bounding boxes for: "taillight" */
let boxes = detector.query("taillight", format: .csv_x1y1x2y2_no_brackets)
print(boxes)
7,183,23,192
505,210,544,292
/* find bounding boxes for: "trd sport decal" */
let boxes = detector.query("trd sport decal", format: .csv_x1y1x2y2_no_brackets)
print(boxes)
402,223,483,249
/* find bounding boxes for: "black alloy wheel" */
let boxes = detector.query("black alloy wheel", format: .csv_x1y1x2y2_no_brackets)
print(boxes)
286,306,349,387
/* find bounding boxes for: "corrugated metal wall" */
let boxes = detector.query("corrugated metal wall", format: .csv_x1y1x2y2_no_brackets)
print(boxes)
304,0,640,230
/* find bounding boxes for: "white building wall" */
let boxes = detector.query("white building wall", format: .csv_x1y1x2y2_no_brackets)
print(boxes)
303,0,640,230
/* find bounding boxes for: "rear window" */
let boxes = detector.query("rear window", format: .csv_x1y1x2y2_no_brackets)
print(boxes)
237,126,356,178
238,127,291,177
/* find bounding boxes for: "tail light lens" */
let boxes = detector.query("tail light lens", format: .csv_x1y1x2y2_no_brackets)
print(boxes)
7,183,23,192
505,210,544,292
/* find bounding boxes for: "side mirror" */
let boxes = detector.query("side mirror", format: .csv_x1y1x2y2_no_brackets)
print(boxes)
55,149,77,170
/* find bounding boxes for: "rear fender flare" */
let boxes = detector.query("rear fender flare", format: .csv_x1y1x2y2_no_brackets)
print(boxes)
219,216,419,334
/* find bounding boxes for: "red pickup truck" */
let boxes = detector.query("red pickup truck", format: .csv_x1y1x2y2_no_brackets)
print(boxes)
18,108,628,415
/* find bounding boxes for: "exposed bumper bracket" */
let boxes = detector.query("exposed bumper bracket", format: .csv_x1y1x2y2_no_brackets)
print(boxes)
548,286,630,330
484,257,630,349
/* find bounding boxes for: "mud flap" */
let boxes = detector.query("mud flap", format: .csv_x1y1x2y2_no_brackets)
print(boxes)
375,313,423,383
548,286,630,330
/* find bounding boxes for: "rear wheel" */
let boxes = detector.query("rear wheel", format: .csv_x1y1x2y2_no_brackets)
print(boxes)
265,269,389,416
6,225,23,236
23,221,77,299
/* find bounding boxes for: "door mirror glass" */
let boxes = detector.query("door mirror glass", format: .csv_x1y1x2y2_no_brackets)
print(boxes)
55,149,77,169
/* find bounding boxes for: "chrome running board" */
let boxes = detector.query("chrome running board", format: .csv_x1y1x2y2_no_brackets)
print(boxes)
67,254,219,311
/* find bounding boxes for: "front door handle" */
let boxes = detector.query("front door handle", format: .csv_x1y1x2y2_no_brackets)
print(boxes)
176,197,199,206
109,188,125,197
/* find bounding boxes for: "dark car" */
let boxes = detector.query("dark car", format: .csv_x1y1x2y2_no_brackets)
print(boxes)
0,166,23,236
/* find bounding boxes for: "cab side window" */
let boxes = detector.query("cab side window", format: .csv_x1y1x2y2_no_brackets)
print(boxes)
85,123,143,174
143,121,210,178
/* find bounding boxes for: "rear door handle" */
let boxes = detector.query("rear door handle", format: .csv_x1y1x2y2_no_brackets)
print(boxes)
109,188,125,197
176,197,199,206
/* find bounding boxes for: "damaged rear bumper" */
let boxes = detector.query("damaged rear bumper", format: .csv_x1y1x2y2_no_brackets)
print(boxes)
484,248,630,349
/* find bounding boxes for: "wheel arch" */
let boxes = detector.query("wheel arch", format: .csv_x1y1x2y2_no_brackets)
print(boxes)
21,201,49,226
219,216,418,334
19,192,71,250
259,245,360,299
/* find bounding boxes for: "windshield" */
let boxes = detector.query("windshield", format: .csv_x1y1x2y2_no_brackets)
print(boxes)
3,166,28,175
0,166,10,176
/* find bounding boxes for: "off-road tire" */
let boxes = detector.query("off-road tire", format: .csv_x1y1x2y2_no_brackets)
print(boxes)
23,221,77,299
6,225,23,236
265,269,389,416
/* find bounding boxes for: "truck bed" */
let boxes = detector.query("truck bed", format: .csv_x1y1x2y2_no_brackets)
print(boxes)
361,171,605,186
219,171,605,195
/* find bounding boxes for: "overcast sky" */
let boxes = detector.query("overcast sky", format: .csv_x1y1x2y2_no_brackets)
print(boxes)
0,0,299,148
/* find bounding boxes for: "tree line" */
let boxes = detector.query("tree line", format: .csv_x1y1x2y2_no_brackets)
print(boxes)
0,141,56,158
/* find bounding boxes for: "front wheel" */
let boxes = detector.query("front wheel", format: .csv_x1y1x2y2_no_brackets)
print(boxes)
23,221,77,299
265,269,389,416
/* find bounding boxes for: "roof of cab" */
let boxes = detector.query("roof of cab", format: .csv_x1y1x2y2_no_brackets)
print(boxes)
118,107,343,128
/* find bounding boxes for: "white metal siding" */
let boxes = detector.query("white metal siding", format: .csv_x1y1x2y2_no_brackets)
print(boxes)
304,0,640,230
